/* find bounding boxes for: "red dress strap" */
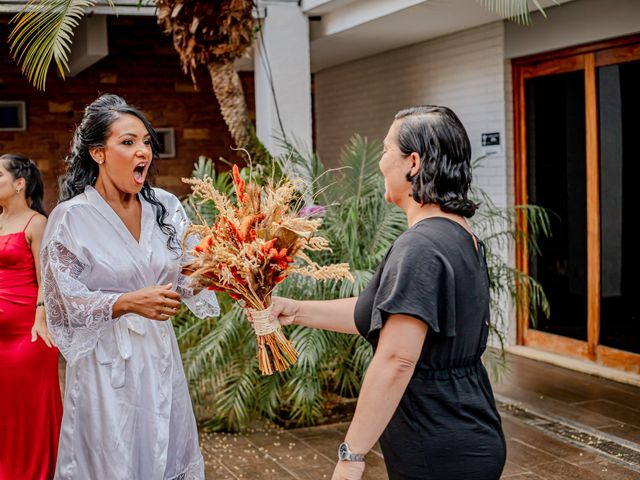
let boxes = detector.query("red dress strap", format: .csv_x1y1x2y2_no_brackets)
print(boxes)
22,213,38,232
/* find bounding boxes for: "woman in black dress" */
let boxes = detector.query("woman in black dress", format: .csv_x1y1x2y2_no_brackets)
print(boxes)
271,105,506,480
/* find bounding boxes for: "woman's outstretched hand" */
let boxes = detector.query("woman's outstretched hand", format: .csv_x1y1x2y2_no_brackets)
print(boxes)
115,283,181,321
269,296,300,326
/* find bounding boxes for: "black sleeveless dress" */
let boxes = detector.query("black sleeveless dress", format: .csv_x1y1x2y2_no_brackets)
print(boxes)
354,217,506,480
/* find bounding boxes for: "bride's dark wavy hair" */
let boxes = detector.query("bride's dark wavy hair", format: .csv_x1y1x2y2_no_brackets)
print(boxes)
60,94,178,251
394,105,479,218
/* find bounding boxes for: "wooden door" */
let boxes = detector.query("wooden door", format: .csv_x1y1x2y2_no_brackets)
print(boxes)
513,35,640,374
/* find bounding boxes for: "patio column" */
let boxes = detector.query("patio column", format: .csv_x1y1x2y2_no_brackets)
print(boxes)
254,0,312,156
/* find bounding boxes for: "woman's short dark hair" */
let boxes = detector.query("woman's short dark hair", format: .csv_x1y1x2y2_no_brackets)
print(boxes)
394,105,478,218
60,94,178,251
1,153,47,217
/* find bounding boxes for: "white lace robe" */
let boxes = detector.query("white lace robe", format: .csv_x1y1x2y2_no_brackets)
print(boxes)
42,186,219,480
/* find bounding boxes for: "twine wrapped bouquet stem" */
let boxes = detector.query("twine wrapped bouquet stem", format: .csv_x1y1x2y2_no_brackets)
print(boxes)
247,304,298,375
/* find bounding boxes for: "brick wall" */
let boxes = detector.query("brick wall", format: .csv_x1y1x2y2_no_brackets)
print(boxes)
0,16,255,212
314,22,509,208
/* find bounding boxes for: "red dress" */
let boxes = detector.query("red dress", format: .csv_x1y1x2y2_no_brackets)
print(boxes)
0,219,63,480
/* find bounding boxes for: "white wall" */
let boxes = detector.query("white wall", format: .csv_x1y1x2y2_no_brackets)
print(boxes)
314,21,509,207
314,22,515,344
255,1,313,155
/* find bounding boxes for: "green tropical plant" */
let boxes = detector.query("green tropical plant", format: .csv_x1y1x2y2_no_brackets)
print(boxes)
468,158,551,377
476,0,557,24
176,135,551,432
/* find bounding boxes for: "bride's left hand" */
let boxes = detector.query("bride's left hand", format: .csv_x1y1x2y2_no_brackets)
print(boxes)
331,461,365,480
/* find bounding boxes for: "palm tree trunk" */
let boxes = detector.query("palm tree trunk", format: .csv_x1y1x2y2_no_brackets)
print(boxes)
208,61,274,166
208,61,252,149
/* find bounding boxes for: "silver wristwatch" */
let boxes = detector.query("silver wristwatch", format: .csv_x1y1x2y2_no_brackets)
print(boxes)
338,442,366,462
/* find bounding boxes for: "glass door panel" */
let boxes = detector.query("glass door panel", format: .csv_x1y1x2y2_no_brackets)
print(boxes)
525,71,588,340
598,59,640,354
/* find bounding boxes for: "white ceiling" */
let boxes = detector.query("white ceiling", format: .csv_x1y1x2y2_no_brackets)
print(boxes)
308,0,575,72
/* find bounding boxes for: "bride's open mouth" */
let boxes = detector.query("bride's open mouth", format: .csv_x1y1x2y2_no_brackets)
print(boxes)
133,162,148,185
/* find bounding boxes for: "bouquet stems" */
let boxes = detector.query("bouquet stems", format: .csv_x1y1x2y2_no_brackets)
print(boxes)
246,304,299,375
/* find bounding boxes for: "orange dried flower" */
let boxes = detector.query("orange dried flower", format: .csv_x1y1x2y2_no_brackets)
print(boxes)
262,239,276,253
238,213,265,242
232,164,246,203
194,235,213,253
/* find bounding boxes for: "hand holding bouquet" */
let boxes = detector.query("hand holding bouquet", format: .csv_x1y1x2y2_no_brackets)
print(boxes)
182,165,353,375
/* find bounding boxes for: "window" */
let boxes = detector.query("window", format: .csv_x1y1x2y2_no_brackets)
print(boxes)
0,101,27,131
156,127,176,158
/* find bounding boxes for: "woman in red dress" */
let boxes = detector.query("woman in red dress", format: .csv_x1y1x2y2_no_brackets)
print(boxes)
0,153,62,480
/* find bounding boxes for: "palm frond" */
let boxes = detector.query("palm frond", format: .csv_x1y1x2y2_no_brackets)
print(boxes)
283,370,324,426
338,270,373,298
333,135,383,202
254,373,285,420
482,346,510,382
358,198,405,264
182,302,251,381
289,325,333,370
8,0,113,90
476,0,553,24
330,334,370,397
210,358,260,431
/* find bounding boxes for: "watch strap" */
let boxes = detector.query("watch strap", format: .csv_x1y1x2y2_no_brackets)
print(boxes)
338,442,366,462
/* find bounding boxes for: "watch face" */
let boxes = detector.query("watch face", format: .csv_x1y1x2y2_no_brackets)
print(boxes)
338,442,348,460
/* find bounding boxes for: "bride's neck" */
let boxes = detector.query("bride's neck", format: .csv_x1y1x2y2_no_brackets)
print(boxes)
94,178,137,209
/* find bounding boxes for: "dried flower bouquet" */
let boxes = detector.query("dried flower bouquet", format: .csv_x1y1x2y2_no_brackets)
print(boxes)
182,165,353,375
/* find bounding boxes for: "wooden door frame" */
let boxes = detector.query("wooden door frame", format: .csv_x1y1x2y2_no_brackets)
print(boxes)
513,35,640,374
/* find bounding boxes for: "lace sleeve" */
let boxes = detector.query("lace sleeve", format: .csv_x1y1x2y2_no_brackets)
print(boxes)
42,240,121,365
172,198,220,319
176,273,220,319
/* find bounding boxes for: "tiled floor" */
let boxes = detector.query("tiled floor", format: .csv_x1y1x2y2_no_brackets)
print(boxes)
493,354,640,480
200,423,387,479
198,353,640,479
57,352,640,479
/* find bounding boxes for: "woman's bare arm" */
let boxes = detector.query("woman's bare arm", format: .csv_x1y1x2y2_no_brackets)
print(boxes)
271,296,359,334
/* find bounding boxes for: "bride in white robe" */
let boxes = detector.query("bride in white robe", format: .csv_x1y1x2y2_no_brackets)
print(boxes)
42,94,218,480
